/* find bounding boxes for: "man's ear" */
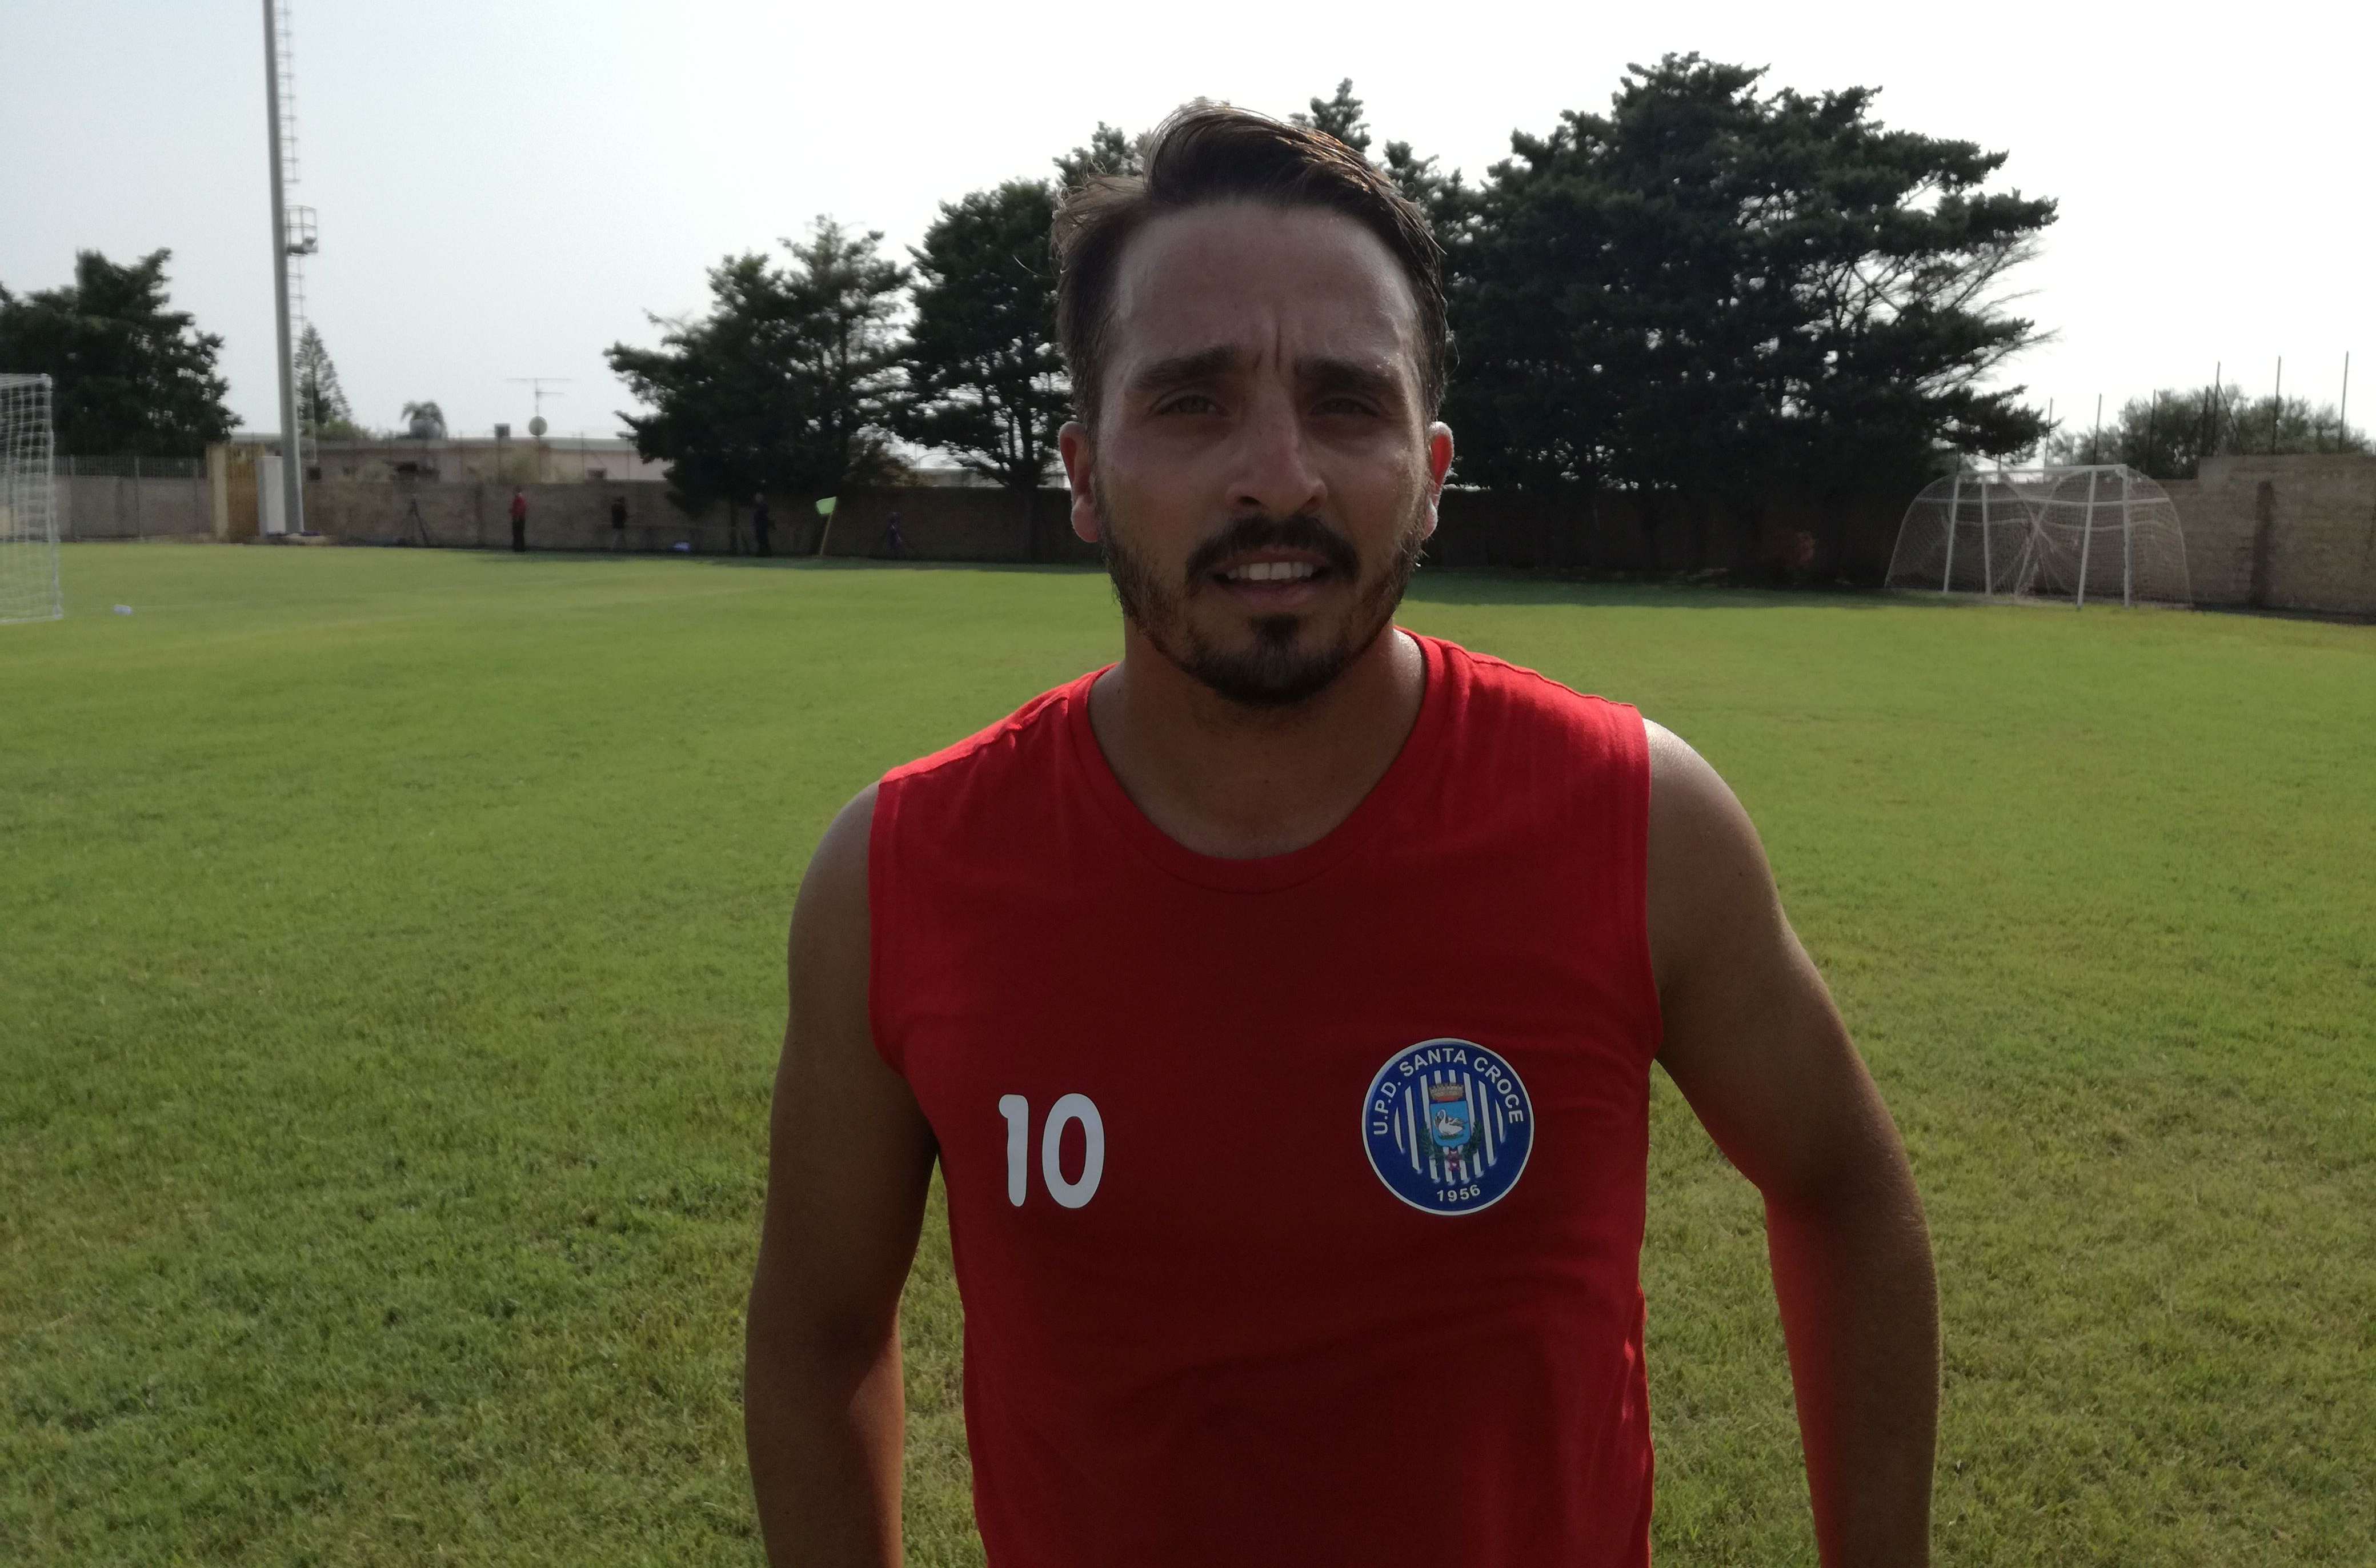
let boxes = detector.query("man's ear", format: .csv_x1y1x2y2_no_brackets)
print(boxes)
1420,422,1455,542
1059,421,1100,544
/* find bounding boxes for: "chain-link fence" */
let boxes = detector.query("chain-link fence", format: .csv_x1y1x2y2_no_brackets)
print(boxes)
58,455,211,539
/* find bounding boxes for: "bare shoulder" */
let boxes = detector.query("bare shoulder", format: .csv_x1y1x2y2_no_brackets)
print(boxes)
1637,720,1911,1218
758,777,932,1281
798,783,879,927
782,783,883,1087
1643,718,1784,1001
1644,717,1753,842
788,788,884,988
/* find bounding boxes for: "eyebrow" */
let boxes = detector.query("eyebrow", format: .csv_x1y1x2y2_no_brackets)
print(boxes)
1127,345,1408,407
1302,356,1404,408
1128,344,1241,397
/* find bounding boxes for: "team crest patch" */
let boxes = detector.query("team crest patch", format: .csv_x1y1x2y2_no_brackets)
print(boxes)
1361,1039,1534,1214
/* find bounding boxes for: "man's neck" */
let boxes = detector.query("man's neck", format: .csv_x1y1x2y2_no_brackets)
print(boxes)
1087,625,1427,860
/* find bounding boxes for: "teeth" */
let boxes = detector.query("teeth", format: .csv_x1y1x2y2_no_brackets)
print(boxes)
1228,561,1319,583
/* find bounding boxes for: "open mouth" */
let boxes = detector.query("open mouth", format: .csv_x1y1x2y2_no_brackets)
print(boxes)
1217,559,1326,585
1183,516,1359,603
1205,555,1338,605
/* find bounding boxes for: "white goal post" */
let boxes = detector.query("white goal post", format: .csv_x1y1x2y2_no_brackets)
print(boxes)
1,373,63,624
1885,464,2192,609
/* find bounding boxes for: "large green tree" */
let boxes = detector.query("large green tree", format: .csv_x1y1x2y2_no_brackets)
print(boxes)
0,248,234,455
608,219,907,510
896,180,1067,491
1448,55,2056,499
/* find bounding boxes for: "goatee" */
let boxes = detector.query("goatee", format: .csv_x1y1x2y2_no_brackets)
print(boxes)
1099,496,1427,709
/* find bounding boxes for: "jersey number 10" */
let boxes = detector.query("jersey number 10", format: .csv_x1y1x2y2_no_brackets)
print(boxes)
997,1093,1105,1209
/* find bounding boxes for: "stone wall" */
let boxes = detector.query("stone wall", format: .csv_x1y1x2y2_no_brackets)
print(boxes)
57,474,214,540
298,480,1102,563
199,455,2376,617
2174,454,2376,615
296,476,1902,580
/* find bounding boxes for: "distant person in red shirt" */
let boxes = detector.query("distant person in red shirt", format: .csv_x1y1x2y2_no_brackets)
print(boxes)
744,103,1939,1568
508,487,527,553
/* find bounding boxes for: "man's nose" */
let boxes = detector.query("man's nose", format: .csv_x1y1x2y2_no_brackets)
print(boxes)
1228,387,1325,521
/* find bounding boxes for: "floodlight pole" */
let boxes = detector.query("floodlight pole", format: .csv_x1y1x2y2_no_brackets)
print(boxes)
1942,472,1961,592
2076,466,2099,609
261,0,304,538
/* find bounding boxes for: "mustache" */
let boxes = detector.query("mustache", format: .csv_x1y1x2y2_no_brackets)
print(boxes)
1183,514,1361,583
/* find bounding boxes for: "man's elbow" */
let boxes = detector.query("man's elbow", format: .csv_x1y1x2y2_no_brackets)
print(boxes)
1757,1121,1927,1240
747,1268,899,1406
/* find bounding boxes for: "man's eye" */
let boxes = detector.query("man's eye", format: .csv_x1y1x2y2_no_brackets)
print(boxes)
1317,397,1377,416
1157,394,1219,415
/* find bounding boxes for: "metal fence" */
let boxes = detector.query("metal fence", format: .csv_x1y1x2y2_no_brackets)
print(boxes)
58,455,212,539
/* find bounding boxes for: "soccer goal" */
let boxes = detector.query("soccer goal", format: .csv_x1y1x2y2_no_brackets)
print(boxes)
1,373,63,624
1885,464,2191,609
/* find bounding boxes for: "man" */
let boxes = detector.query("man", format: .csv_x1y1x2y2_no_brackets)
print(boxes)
610,491,628,551
746,103,1937,1567
508,487,528,553
752,492,774,558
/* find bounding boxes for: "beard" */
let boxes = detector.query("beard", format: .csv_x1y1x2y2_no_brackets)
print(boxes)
1097,482,1429,709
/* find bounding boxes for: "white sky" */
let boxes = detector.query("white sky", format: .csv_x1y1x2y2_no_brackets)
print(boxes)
8,0,2371,451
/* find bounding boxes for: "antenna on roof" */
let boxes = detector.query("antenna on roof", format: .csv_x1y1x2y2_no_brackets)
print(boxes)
507,378,572,437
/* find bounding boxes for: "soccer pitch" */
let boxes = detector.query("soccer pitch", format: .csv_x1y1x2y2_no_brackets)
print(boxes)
4,544,2370,1566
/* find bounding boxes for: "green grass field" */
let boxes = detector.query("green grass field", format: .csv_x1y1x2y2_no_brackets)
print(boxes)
4,543,2371,1566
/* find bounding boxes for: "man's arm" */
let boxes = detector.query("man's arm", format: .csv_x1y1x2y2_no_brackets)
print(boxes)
1645,722,1938,1567
746,785,938,1567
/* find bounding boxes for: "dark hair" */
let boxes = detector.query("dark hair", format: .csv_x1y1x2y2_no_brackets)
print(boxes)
1052,101,1447,432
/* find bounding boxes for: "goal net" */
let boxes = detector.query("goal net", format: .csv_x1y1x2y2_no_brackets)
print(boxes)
1885,464,2191,609
1,373,62,624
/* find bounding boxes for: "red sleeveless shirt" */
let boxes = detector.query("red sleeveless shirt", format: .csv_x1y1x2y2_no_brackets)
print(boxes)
870,632,1661,1565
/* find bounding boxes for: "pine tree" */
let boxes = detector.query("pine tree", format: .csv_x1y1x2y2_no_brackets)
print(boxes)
1053,123,1142,191
295,324,361,439
1291,79,1372,155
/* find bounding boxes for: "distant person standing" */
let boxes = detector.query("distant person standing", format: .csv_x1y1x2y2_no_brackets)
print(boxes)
509,488,528,553
610,492,628,551
885,506,905,559
752,494,774,558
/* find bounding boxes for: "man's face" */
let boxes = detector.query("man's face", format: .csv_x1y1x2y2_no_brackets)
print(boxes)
1059,202,1453,708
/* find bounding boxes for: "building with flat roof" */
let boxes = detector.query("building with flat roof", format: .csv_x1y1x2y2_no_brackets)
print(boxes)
222,431,669,484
